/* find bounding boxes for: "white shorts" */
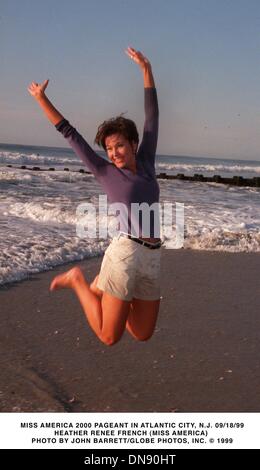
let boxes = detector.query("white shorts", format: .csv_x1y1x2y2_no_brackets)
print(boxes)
97,235,162,301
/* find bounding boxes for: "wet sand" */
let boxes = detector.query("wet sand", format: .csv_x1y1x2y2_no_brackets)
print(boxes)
0,249,260,412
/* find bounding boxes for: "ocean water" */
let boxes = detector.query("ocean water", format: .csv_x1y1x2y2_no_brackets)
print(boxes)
0,142,259,286
1,142,260,178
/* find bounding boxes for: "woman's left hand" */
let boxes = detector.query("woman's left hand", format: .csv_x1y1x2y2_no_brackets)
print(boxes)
125,47,151,70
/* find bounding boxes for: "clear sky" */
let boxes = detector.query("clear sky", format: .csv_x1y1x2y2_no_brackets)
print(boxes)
1,0,260,160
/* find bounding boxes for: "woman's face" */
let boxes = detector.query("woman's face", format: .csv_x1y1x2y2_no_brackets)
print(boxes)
105,133,137,170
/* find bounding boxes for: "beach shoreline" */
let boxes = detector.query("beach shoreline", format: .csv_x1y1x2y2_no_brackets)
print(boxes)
0,248,260,412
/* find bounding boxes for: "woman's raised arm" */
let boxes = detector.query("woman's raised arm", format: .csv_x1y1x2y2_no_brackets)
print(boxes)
125,47,158,163
27,79,109,177
28,79,64,126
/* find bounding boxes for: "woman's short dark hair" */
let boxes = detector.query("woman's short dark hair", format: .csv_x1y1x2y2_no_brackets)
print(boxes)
94,115,139,150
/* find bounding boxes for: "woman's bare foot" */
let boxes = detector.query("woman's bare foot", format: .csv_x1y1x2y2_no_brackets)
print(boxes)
50,266,84,291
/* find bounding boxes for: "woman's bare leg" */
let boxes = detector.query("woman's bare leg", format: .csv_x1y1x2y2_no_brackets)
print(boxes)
90,274,103,299
126,298,161,341
88,274,160,342
50,267,130,345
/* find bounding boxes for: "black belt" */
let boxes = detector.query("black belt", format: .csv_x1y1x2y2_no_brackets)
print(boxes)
119,233,162,249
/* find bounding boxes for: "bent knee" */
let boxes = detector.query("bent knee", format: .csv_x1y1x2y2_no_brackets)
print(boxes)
136,331,154,342
101,334,122,347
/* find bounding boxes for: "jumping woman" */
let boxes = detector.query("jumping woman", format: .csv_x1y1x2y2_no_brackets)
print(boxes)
28,47,162,346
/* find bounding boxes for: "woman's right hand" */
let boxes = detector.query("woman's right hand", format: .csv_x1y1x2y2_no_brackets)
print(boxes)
27,79,64,125
28,79,49,100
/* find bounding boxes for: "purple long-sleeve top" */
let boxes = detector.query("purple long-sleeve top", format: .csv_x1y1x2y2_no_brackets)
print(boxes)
56,87,160,238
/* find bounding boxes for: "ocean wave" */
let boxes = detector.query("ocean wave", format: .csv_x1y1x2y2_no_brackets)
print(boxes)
156,162,260,174
0,164,259,287
1,151,260,176
0,151,79,167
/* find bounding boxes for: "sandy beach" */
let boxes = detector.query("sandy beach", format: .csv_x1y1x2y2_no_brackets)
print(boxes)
0,248,259,413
